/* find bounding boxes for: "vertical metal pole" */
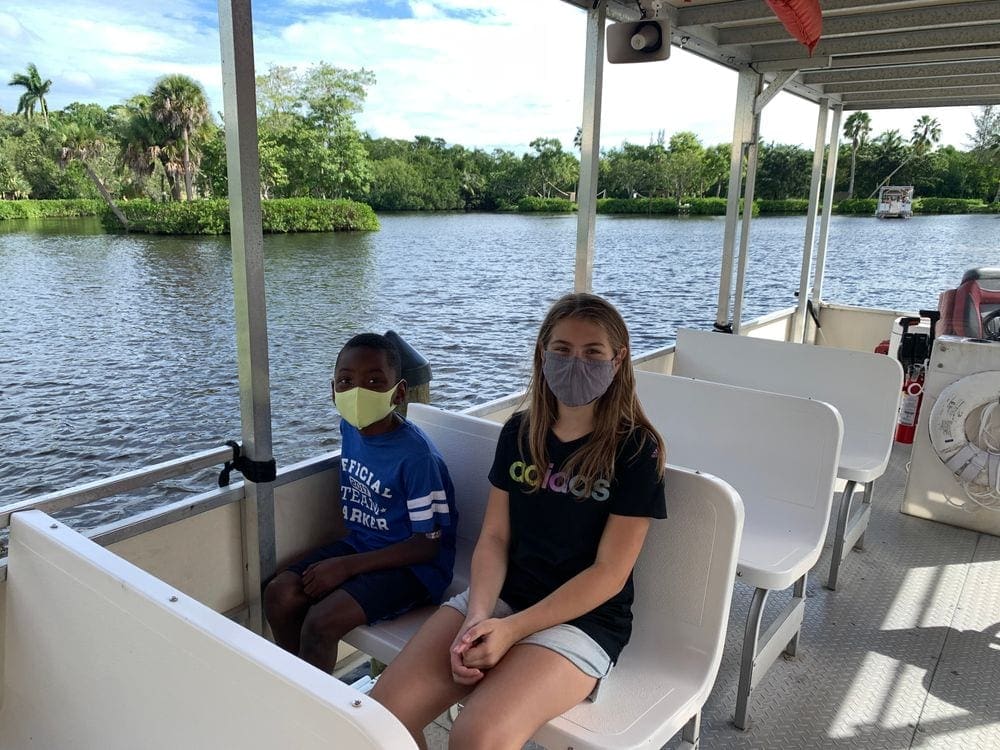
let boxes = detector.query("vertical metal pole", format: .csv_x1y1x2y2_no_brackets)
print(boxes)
218,0,276,634
812,104,843,308
716,69,759,331
574,0,606,294
795,98,829,343
732,86,763,335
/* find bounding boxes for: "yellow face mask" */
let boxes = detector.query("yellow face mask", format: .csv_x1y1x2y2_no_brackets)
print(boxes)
335,382,401,429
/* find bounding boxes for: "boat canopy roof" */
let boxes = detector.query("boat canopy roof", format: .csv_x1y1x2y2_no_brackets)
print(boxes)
561,0,1000,110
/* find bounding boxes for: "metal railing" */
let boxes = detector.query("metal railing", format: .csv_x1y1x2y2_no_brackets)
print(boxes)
0,445,353,592
0,444,237,530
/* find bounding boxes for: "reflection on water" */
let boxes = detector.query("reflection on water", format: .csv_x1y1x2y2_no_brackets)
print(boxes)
0,212,996,528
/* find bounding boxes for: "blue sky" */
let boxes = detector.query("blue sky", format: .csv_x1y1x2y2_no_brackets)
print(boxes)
0,0,981,152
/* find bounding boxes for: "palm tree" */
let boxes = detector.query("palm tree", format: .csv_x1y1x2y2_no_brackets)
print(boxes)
8,63,52,126
56,122,128,228
114,95,169,198
910,115,942,156
149,74,210,200
869,119,940,198
988,130,1000,203
842,111,871,199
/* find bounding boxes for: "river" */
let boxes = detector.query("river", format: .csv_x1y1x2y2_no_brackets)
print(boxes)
0,212,996,530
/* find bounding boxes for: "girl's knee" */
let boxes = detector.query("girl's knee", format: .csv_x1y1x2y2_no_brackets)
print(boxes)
449,705,521,750
369,682,426,744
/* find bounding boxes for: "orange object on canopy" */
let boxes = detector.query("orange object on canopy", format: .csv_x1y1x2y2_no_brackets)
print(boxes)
764,0,823,53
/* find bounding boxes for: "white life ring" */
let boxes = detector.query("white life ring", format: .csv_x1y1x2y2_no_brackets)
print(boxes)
927,370,1000,510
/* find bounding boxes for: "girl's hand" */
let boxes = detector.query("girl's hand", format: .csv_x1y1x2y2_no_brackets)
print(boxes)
456,617,519,671
450,618,486,685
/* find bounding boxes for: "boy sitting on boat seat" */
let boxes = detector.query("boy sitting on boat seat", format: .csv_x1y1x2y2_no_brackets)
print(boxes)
263,333,458,672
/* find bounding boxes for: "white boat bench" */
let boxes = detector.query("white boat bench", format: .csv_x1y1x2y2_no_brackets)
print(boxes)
345,403,744,750
0,510,415,750
674,328,903,590
635,371,842,730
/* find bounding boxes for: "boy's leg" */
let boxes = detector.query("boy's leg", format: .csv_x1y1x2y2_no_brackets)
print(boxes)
370,605,472,749
449,643,597,750
300,565,431,673
263,540,359,654
262,571,312,654
298,589,368,672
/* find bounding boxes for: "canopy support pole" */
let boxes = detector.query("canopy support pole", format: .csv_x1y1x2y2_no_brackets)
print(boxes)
574,0,606,294
812,104,843,312
218,0,276,635
795,98,829,343
732,121,760,335
715,68,760,332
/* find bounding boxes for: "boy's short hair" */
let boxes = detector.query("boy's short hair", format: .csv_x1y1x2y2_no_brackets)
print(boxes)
336,333,403,381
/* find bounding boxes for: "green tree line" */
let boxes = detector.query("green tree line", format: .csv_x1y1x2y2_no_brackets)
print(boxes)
3,62,999,211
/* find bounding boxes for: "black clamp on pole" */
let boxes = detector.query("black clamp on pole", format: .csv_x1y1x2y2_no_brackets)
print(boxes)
712,321,734,334
218,440,277,487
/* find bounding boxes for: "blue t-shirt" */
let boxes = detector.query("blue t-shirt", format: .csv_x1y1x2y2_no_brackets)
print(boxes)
339,417,458,602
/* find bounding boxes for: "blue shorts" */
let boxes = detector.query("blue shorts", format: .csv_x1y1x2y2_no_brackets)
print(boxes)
286,540,432,625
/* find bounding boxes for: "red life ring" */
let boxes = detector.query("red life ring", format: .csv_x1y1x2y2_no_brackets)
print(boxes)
764,0,823,53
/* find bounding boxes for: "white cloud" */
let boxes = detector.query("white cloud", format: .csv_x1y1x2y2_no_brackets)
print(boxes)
0,0,981,152
0,12,28,40
409,2,444,19
64,19,179,57
61,71,96,91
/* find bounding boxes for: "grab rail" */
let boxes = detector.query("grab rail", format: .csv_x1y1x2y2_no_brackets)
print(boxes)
0,444,237,530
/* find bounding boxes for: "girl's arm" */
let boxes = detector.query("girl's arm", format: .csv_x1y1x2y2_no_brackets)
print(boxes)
465,485,511,619
459,513,651,670
450,485,511,684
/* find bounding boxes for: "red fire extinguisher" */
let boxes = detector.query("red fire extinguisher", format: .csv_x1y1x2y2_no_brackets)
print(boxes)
895,363,925,444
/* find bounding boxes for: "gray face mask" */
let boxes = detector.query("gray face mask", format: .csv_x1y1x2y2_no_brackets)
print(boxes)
542,351,616,407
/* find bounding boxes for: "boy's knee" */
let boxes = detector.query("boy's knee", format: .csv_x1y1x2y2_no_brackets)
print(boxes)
263,574,303,621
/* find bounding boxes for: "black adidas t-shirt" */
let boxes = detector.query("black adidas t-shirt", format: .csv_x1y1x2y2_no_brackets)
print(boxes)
488,412,667,663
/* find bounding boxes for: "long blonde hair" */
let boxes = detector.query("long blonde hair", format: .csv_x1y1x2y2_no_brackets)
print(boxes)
518,293,666,492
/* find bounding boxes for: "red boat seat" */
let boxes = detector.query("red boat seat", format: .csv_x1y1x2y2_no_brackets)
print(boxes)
938,270,1000,338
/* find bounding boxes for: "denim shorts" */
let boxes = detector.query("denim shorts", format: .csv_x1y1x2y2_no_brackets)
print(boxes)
286,540,431,625
443,588,612,699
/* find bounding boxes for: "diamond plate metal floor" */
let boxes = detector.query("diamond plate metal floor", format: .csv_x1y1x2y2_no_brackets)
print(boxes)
419,442,1000,749
659,442,1000,750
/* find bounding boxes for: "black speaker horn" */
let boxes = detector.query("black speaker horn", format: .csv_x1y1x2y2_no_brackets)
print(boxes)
607,19,671,64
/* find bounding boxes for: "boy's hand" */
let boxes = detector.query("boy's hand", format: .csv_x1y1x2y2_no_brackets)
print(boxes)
455,617,518,672
301,558,354,599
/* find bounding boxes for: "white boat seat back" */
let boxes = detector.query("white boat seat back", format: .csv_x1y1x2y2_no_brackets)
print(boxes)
674,327,902,483
0,510,415,750
410,404,501,595
635,371,842,590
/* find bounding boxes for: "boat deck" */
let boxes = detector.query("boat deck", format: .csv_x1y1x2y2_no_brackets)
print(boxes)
417,442,1000,749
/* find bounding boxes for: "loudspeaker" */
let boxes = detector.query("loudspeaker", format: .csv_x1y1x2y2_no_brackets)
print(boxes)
607,19,671,64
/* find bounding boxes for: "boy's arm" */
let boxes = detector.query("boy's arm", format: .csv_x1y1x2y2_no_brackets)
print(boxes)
300,534,439,600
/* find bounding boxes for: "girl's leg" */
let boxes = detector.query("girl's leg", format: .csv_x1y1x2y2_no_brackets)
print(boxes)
449,643,598,750
370,606,473,749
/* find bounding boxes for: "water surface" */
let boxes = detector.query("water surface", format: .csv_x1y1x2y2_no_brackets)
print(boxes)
1,212,995,528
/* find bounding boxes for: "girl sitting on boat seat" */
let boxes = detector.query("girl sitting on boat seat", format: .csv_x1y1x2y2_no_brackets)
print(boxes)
263,333,458,673
371,294,667,748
